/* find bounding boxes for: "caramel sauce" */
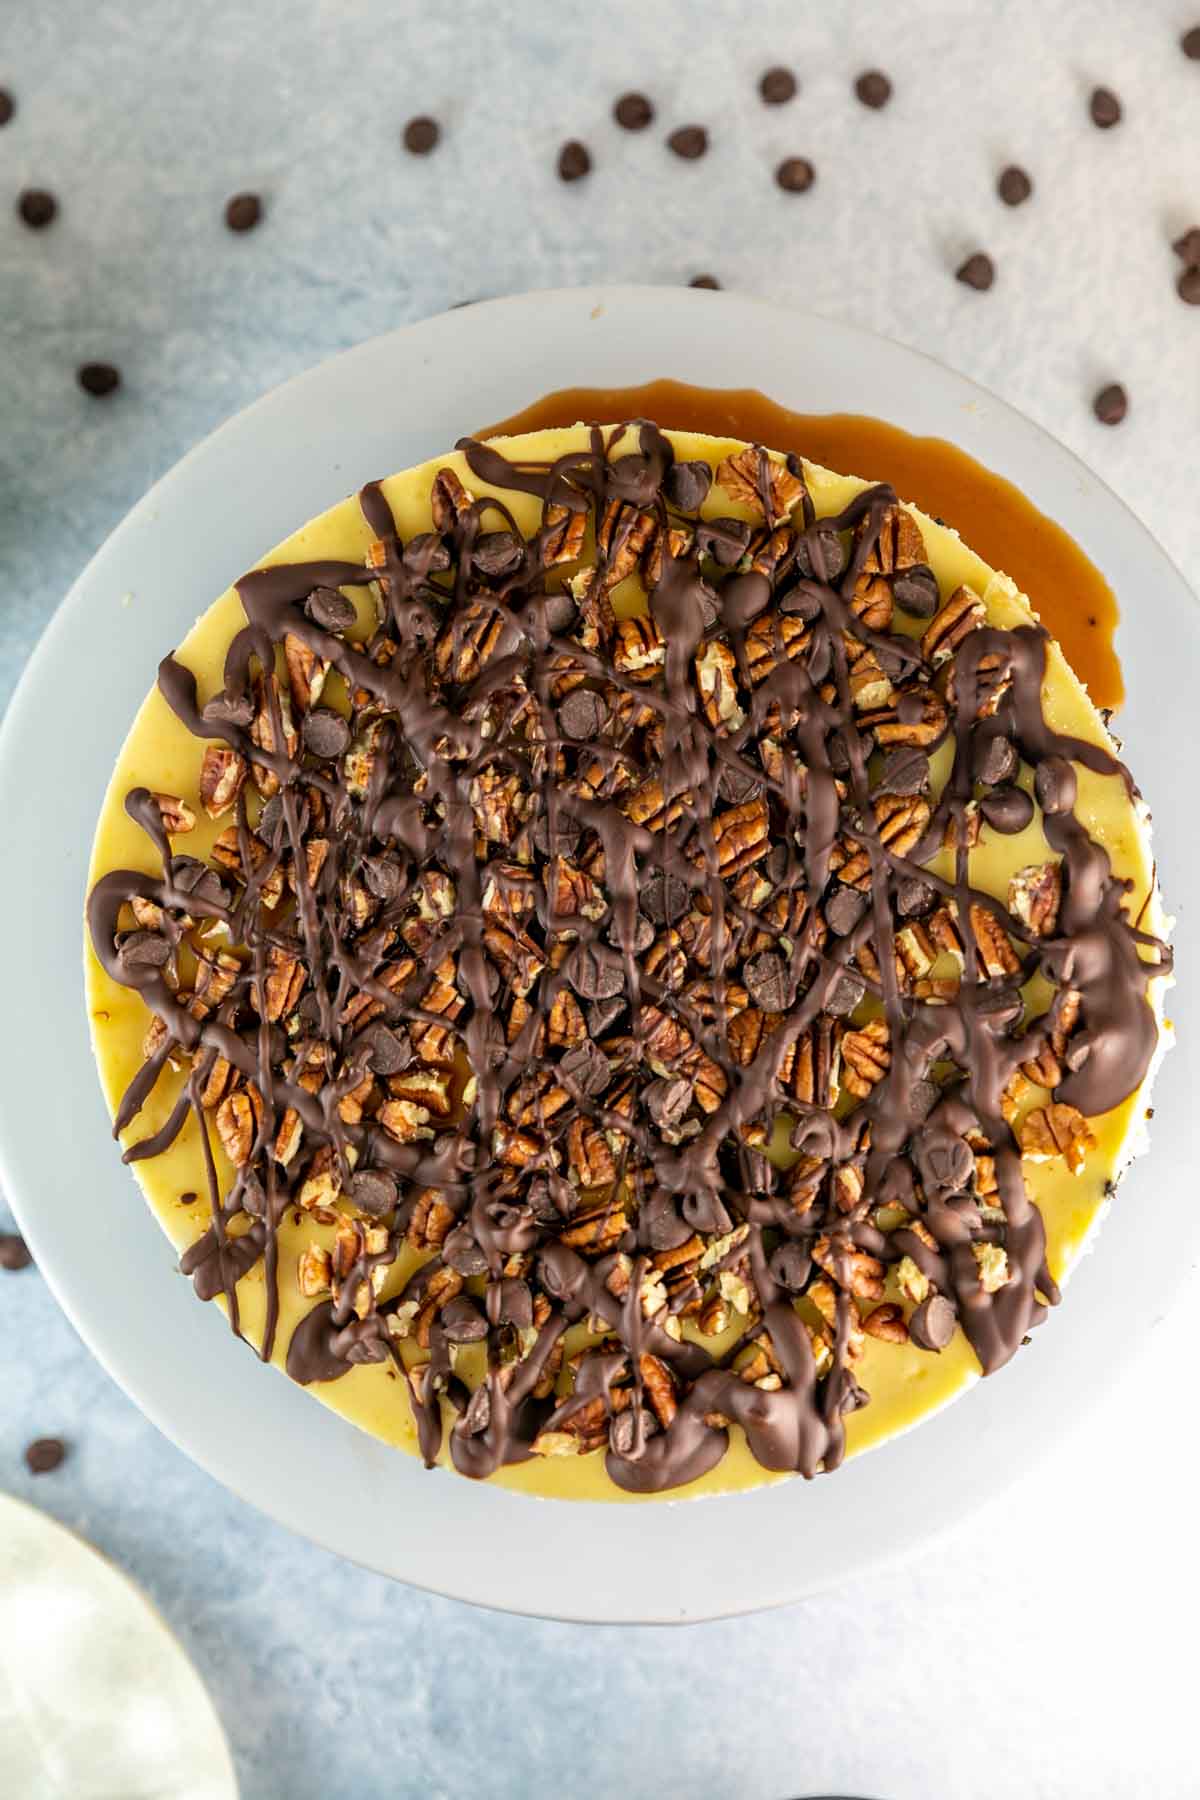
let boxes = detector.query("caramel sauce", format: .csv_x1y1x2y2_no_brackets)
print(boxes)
481,379,1122,709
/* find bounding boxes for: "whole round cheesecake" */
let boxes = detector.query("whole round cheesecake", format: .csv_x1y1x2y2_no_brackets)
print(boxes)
85,422,1170,1502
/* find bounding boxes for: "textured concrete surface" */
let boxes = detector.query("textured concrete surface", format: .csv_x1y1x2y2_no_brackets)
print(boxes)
2,4,1199,1795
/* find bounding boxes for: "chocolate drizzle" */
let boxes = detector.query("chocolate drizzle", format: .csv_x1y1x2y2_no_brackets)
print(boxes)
87,422,1168,1494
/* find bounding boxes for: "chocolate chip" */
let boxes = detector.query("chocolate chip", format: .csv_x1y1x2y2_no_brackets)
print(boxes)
775,156,815,194
955,252,995,291
744,951,789,1011
825,885,867,937
496,1278,533,1330
24,1437,66,1475
682,1189,733,1237
559,1040,613,1097
667,125,708,160
0,91,13,127
306,586,357,632
1185,25,1200,58
792,524,845,587
224,192,262,232
645,1076,692,1133
558,688,608,739
403,115,440,154
607,911,653,954
403,532,451,574
641,869,690,924
638,1190,692,1252
119,930,172,971
906,1079,940,1124
17,188,56,228
910,1294,956,1352
696,517,751,566
360,1023,411,1077
361,853,405,899
203,690,255,727
349,1169,399,1218
896,877,935,918
530,812,582,859
257,795,285,843
892,565,940,618
566,944,623,1000
825,969,866,1017
767,1241,811,1292
879,747,930,797
688,274,720,289
0,1233,32,1271
301,707,351,759
716,764,762,806
444,1225,489,1278
1036,755,1076,815
663,459,712,512
1093,382,1128,425
759,66,797,105
997,164,1033,206
972,732,1017,787
854,70,892,109
471,531,523,578
78,362,120,397
979,783,1034,835
614,91,654,130
540,591,577,633
1089,86,1121,128
918,1131,974,1192
1173,227,1200,267
557,140,591,182
587,996,626,1037
1178,267,1200,306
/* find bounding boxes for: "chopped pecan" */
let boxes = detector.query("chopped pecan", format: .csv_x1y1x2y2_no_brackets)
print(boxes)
541,502,587,567
199,745,247,820
297,1243,332,1299
694,639,745,731
972,1242,1011,1295
407,1188,456,1250
715,445,805,526
1009,862,1063,938
708,797,769,876
596,501,656,589
969,903,1021,978
863,1301,909,1344
430,466,474,532
744,610,810,685
812,1236,885,1300
777,1017,842,1108
215,1086,262,1167
869,686,947,748
151,792,196,835
1019,1102,1096,1174
841,1018,891,1097
283,632,328,712
835,793,931,888
613,614,665,679
921,584,986,666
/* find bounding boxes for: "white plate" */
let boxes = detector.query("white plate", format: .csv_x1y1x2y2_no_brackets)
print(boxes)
0,288,1194,1623
0,1495,236,1798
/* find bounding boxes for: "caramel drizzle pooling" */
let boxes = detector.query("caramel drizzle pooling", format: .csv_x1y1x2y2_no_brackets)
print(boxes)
87,424,1166,1494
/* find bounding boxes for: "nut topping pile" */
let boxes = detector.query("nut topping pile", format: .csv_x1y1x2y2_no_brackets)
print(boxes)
88,424,1166,1493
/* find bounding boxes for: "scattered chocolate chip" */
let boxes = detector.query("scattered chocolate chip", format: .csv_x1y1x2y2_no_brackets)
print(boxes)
972,732,1017,787
825,969,866,1017
663,460,713,514
203,690,255,728
403,115,440,155
360,1023,411,1077
645,1076,692,1133
531,812,581,858
716,763,762,806
759,66,797,105
566,943,623,999
586,996,626,1038
557,139,592,182
0,1232,32,1271
301,707,351,759
1089,86,1122,128
558,688,609,739
361,853,405,899
892,565,940,618
980,784,1034,835
614,91,654,130
440,1296,489,1344
1173,227,1200,267
696,517,752,566
854,70,892,109
997,164,1033,206
118,930,172,971
17,188,56,228
638,1190,693,1252
224,192,262,233
305,587,356,634
471,530,523,578
403,532,451,574
540,591,577,633
918,1132,975,1192
78,362,120,397
349,1169,399,1218
607,911,654,954
768,1241,811,1292
0,90,13,127
879,747,930,797
955,252,995,291
1184,25,1200,59
744,951,789,1011
825,885,867,937
667,125,708,160
610,1406,658,1456
559,1040,613,1097
775,156,815,194
1178,267,1200,306
1093,382,1128,425
910,1294,956,1352
641,869,690,924
795,523,847,586
906,1080,940,1124
24,1437,66,1476
897,876,935,918
179,1191,198,1206
688,274,721,289
1035,755,1076,816
443,1226,489,1278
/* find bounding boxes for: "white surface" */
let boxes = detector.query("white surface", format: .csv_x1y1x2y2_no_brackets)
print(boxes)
0,290,1194,1629
0,1494,236,1800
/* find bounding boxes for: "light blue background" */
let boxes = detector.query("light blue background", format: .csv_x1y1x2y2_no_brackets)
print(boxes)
3,5,1198,1796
